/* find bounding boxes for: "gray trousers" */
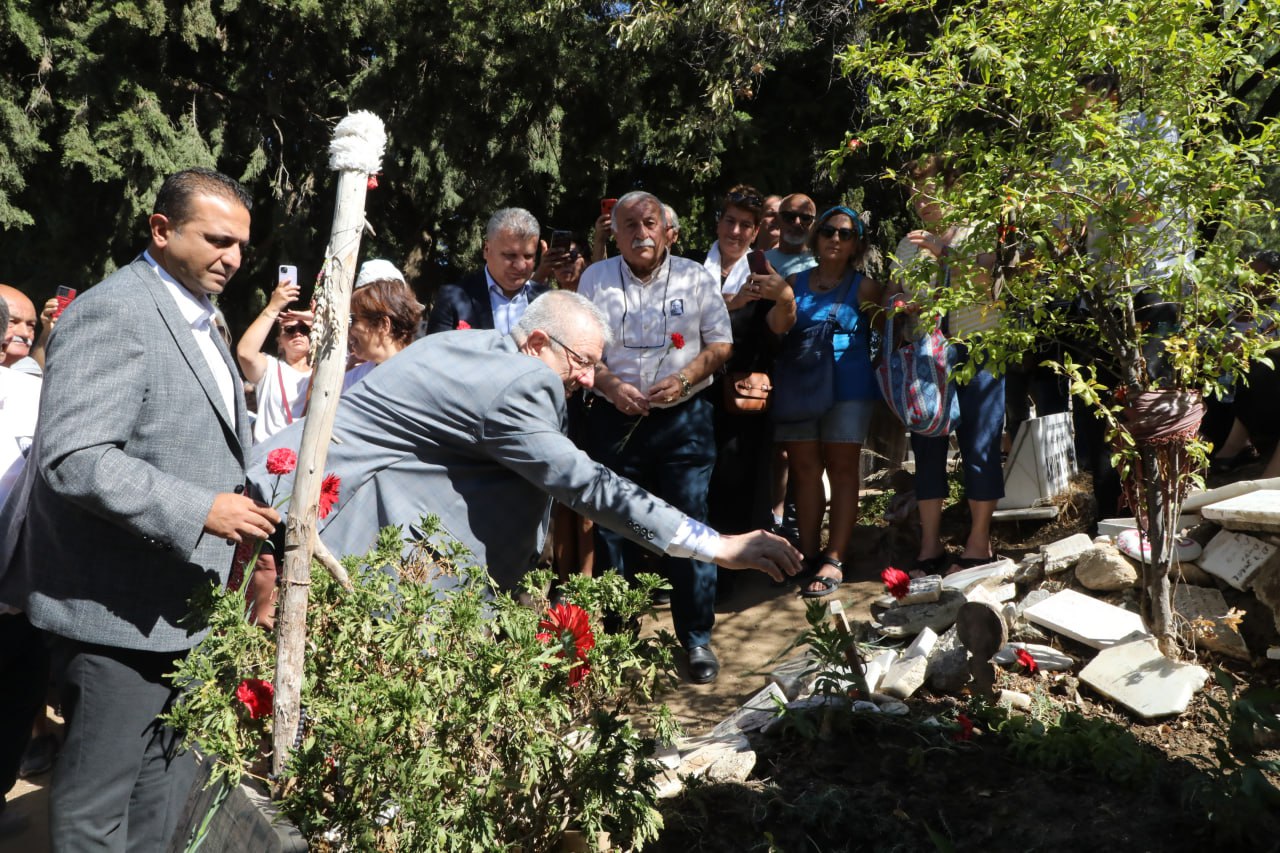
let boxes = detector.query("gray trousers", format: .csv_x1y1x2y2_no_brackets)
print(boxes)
49,638,196,853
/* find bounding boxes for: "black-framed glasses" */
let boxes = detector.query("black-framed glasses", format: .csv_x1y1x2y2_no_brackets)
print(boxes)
817,224,857,241
780,210,815,225
545,333,596,372
725,191,763,209
281,322,311,336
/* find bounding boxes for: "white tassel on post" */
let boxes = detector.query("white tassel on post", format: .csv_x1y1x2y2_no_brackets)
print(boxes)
272,111,386,781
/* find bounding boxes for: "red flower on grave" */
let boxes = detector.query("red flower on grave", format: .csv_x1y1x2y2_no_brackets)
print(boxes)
266,448,297,476
318,474,341,519
881,567,911,600
954,713,974,742
456,320,472,330
235,678,274,719
1015,648,1039,675
670,332,685,349
538,603,595,686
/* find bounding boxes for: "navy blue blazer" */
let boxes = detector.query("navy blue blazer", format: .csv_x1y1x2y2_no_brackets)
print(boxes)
425,270,551,334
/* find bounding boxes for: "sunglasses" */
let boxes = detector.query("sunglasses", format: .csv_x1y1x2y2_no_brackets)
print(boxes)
281,323,311,336
780,210,815,225
725,191,763,209
817,224,858,241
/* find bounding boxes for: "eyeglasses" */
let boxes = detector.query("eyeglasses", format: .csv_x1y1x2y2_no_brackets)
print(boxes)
780,210,815,225
817,224,858,241
725,191,763,209
281,323,310,337
545,333,596,372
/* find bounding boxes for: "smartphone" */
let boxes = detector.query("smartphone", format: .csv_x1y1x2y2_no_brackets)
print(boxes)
600,198,618,217
54,286,77,319
279,264,307,310
549,230,573,253
747,250,769,276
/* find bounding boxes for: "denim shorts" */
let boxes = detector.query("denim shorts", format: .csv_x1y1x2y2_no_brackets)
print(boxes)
774,398,875,444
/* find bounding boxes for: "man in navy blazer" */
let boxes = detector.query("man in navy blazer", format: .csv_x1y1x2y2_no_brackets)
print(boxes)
0,169,279,851
425,208,551,334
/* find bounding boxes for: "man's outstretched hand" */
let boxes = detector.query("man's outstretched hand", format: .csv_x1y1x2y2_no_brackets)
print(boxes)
713,530,804,583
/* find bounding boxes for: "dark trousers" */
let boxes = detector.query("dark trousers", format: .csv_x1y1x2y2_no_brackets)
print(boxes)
0,613,48,801
587,395,717,650
48,637,196,853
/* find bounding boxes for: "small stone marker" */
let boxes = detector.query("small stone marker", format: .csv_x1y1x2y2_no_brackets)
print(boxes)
1201,489,1280,534
878,655,929,699
1040,533,1094,574
1023,588,1150,649
966,581,1016,605
862,649,900,694
993,642,1074,672
904,626,938,659
1079,635,1209,718
925,626,970,694
876,588,967,637
1173,585,1249,661
899,574,943,605
956,601,1007,699
940,558,1017,593
1198,528,1277,590
711,682,788,736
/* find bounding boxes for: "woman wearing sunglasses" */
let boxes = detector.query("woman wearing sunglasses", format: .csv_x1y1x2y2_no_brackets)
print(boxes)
236,273,313,443
759,205,883,596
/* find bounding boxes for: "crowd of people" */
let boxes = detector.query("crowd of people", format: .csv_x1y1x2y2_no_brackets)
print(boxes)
0,154,1275,849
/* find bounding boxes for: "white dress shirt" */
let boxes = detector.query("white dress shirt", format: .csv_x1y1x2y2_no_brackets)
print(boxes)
485,268,536,335
143,251,236,421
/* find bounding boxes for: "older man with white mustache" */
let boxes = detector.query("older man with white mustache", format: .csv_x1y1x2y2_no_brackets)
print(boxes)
578,191,734,684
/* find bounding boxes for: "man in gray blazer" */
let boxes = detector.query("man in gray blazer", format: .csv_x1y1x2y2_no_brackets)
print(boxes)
249,290,801,596
0,168,279,852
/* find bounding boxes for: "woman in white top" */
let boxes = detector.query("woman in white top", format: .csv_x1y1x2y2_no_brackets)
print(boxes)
236,276,312,443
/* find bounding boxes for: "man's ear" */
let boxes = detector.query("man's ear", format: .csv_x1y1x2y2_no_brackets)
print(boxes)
149,213,174,249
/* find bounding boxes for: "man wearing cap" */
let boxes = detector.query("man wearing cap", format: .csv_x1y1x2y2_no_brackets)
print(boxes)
578,190,733,684
425,208,551,334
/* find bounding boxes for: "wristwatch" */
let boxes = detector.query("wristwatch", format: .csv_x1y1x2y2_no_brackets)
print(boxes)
676,372,693,398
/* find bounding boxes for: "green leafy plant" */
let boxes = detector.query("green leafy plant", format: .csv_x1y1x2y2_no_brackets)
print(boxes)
167,518,679,852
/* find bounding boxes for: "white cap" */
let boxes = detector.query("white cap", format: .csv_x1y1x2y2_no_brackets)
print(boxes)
355,259,405,288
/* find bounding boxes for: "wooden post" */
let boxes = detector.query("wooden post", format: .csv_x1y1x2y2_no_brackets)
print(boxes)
271,112,385,780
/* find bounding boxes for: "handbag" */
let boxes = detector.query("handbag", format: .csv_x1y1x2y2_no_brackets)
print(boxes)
723,370,772,414
875,300,960,437
771,274,856,424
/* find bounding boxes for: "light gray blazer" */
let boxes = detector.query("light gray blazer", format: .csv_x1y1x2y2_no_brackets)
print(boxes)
248,331,687,588
0,258,250,652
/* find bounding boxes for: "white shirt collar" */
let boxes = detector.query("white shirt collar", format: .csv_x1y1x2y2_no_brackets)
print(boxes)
619,250,671,287
142,250,217,330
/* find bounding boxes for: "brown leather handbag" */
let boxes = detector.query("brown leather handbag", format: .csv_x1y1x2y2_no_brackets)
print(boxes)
723,370,772,414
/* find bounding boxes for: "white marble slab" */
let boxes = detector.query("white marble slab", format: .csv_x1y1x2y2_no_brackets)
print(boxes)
1022,588,1150,649
1079,636,1209,718
1201,489,1280,534
1198,528,1277,590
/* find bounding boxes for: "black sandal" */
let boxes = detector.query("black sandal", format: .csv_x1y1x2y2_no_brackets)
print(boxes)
800,556,844,598
912,554,948,577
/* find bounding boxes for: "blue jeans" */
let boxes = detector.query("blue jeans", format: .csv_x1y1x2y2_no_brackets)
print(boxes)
586,395,717,650
912,344,1006,502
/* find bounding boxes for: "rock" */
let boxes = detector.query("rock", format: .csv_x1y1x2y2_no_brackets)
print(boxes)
1041,533,1094,574
652,741,681,770
768,650,819,701
876,589,967,637
851,700,881,713
998,690,1032,711
654,769,683,799
1173,584,1250,661
1248,552,1280,634
926,626,970,694
1079,636,1210,718
1015,588,1054,616
957,601,1008,699
879,655,929,699
1013,553,1045,585
1269,647,1280,661
870,695,910,715
1075,545,1140,591
994,642,1075,672
1172,561,1216,587
711,683,787,737
1199,528,1278,591
676,733,756,784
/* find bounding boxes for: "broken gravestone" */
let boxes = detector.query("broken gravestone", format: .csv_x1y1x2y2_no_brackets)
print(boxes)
1173,584,1250,661
1041,533,1094,574
926,626,969,694
675,733,756,784
1247,553,1280,634
1079,635,1209,718
1074,545,1140,591
1200,489,1280,534
1198,528,1277,591
875,588,967,637
711,683,788,737
1023,588,1150,649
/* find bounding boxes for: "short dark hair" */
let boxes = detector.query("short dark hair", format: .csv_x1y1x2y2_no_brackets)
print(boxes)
1253,250,1280,274
903,153,957,188
720,184,765,227
153,168,252,227
351,279,424,346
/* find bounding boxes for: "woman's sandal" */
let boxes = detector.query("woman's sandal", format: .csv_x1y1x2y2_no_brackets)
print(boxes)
799,556,844,598
947,555,995,576
911,554,948,578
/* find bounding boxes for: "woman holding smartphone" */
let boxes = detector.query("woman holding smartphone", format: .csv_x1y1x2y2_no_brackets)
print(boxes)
236,272,313,444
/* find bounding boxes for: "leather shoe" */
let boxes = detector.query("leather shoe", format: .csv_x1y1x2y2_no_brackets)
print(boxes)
687,645,720,684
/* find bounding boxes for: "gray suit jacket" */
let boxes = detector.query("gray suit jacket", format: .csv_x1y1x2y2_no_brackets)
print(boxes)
0,258,250,651
248,330,686,587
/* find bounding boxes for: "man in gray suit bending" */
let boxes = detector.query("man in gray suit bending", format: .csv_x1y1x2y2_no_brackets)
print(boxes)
249,290,801,599
0,168,279,852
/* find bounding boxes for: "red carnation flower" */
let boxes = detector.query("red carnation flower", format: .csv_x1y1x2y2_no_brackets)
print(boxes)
670,332,685,349
318,473,341,519
235,678,274,719
881,567,910,600
1015,648,1039,675
954,713,974,742
538,603,595,686
456,320,472,330
266,448,297,476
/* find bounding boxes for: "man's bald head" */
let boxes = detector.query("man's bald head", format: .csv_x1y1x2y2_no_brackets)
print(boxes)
777,194,818,250
0,284,37,367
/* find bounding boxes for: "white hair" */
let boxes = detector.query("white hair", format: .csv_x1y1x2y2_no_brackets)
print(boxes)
663,204,680,235
611,191,667,231
513,290,614,348
486,207,540,242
